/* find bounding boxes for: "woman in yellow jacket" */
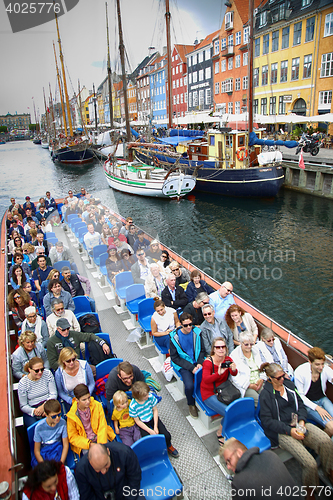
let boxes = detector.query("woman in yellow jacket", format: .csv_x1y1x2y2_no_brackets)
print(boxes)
67,383,115,456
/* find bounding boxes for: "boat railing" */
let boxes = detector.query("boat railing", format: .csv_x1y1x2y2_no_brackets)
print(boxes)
1,211,21,499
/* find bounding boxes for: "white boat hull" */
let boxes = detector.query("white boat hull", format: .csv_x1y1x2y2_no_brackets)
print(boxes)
103,161,196,198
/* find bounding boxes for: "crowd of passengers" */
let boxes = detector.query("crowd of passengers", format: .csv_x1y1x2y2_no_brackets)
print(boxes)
6,191,333,500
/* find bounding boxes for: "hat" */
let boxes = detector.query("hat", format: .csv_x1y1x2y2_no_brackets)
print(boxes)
137,230,144,235
150,239,159,245
56,318,71,329
108,244,117,251
25,196,31,200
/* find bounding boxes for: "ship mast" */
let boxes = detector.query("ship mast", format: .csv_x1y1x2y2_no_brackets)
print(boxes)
165,0,173,129
49,83,57,139
106,2,114,128
43,87,49,135
55,12,73,137
53,41,68,136
116,0,131,146
248,0,254,136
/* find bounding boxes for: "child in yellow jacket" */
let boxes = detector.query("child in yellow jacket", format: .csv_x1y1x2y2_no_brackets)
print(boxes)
67,383,115,456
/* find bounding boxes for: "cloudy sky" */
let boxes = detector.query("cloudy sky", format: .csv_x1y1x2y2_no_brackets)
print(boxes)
0,0,225,120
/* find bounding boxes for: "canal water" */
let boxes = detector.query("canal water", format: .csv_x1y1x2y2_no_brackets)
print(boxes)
1,140,332,351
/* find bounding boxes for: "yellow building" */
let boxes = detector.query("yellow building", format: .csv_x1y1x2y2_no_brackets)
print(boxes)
254,0,333,133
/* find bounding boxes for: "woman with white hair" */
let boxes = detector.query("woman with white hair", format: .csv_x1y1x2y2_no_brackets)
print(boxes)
11,330,49,380
144,262,166,299
256,327,291,377
21,306,49,348
230,332,265,406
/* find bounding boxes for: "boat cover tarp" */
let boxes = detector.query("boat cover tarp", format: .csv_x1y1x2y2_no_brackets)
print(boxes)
154,135,204,146
249,131,298,149
131,128,140,139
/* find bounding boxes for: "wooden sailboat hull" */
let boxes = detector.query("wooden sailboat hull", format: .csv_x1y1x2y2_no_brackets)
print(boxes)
135,149,284,197
52,146,95,165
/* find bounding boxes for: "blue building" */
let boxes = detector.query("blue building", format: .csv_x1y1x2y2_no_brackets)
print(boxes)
150,54,168,127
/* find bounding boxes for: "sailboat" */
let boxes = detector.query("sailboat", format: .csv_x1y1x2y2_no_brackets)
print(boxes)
103,0,196,199
132,0,298,198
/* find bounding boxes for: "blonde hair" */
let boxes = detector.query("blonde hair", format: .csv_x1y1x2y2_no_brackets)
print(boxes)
19,330,37,347
113,390,128,407
58,347,77,369
47,269,60,280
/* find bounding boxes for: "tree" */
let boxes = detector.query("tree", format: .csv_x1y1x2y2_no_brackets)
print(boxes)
0,126,8,133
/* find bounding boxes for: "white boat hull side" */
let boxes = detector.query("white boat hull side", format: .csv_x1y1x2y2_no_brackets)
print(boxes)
103,169,195,198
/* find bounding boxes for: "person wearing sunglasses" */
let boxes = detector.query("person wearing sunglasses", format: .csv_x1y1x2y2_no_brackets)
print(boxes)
201,304,234,355
32,399,69,466
131,248,153,285
256,327,291,378
209,281,236,321
220,437,296,498
230,332,265,406
225,304,258,346
170,312,205,419
259,362,333,496
55,347,95,408
7,288,35,328
18,356,57,427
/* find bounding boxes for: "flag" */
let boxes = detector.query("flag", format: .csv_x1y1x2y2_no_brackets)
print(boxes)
298,149,305,170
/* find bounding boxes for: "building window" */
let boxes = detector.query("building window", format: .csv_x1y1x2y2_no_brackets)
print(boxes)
205,48,211,60
228,58,233,70
205,67,211,79
259,11,267,27
324,13,333,36
254,67,259,87
193,91,198,107
193,71,198,83
319,90,332,105
269,96,276,114
243,27,249,43
221,38,226,50
280,60,288,82
243,52,248,66
262,65,268,85
261,97,267,114
172,81,175,89
236,31,241,45
205,88,211,105
226,79,233,92
198,51,203,63
228,34,234,47
180,93,183,103
189,92,192,108
185,92,187,103
176,79,179,88
228,102,233,114
214,40,219,54
235,101,241,114
188,73,192,84
199,90,204,106
184,76,187,86
282,27,289,49
302,0,311,6
193,54,197,65
291,57,300,80
305,17,315,42
293,22,302,46
188,57,191,68
199,69,204,81
321,53,333,77
235,78,241,91
215,82,220,94
272,30,279,52
243,76,248,89
271,63,278,84
254,38,260,57
215,61,220,73
279,96,286,114
221,81,226,93
225,11,233,29
221,59,226,72
263,34,269,55
180,77,183,87
235,55,241,68
303,55,312,78
176,94,180,104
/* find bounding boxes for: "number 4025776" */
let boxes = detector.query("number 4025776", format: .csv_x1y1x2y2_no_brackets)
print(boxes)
277,486,332,496
5,3,61,14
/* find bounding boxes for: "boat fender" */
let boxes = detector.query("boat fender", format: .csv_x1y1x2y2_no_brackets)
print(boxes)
236,147,248,161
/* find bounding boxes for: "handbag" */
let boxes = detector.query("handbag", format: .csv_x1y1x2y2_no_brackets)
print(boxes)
210,357,240,405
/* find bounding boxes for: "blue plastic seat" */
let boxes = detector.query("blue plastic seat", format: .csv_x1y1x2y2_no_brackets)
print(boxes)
85,333,114,364
74,222,87,237
222,397,271,452
193,367,219,417
131,435,182,500
95,358,124,412
152,337,169,356
78,226,88,244
73,296,92,315
99,252,109,275
45,237,58,246
126,284,146,315
27,420,77,471
93,245,108,266
66,214,78,226
115,271,134,300
44,232,56,239
137,298,155,332
53,260,71,273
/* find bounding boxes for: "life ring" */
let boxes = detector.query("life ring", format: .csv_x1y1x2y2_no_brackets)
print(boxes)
153,156,160,167
236,147,248,161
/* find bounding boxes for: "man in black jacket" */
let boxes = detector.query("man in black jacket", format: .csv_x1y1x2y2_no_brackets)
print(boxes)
105,361,145,401
75,442,141,500
161,274,188,311
221,438,296,500
60,266,95,311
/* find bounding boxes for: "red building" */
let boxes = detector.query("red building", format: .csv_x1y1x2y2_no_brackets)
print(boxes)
171,44,194,119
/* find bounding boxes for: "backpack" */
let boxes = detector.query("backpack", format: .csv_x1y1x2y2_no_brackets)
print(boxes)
87,340,116,366
78,313,100,333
